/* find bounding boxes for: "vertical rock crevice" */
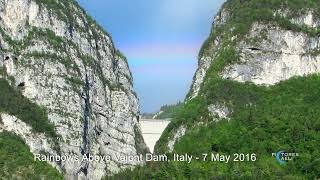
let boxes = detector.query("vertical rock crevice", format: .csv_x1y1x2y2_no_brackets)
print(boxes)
79,73,91,176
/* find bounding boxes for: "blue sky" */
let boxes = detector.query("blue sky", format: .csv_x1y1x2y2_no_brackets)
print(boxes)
77,0,225,113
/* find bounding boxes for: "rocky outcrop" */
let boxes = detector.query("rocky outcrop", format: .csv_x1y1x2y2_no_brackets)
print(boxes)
288,11,320,28
189,9,320,98
0,113,62,171
188,8,229,99
188,56,214,99
0,0,146,179
208,104,230,120
167,126,186,153
221,22,320,85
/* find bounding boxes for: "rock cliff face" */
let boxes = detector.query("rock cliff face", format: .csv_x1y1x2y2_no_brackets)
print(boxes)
0,0,147,179
188,9,229,99
190,9,320,99
158,1,320,153
221,22,320,85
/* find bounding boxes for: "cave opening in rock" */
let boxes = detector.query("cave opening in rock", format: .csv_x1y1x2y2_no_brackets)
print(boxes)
68,25,73,38
4,56,9,61
17,82,25,87
104,142,110,146
248,47,262,51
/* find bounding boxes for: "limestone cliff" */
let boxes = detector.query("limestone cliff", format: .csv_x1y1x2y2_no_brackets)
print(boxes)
157,0,320,153
190,7,320,99
188,8,229,99
0,0,147,179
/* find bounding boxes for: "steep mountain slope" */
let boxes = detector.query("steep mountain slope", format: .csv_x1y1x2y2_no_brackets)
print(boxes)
111,0,320,179
0,131,63,179
0,0,147,179
158,0,320,153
